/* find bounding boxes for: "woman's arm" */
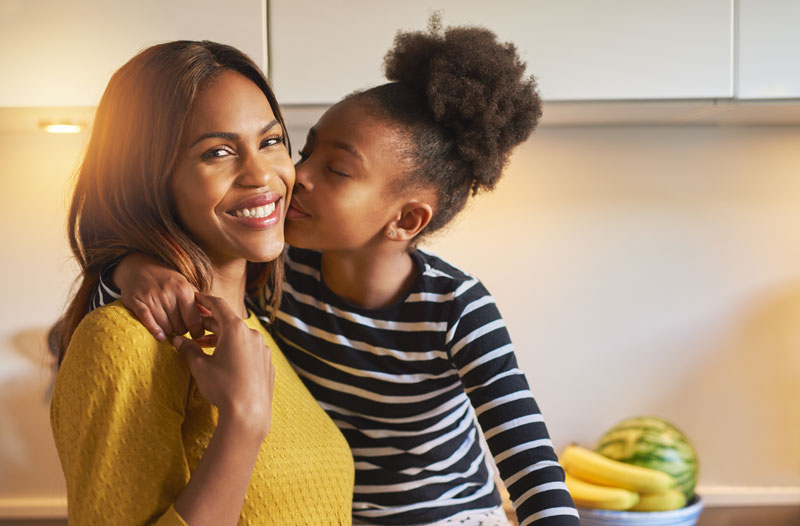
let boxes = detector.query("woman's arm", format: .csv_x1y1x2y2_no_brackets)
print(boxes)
52,294,273,526
446,282,580,526
172,293,275,525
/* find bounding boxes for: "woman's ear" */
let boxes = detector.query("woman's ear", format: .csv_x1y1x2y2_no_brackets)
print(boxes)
385,200,433,241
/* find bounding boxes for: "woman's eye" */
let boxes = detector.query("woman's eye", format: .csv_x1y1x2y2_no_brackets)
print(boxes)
201,147,232,160
261,135,284,148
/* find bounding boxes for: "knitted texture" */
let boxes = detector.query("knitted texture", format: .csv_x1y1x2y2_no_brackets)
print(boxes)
51,301,354,525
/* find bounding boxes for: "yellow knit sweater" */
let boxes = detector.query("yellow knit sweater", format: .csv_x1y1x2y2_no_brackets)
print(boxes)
51,301,354,525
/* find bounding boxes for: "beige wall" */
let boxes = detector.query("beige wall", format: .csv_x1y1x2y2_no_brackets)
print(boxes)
2,120,799,511
0,128,85,506
421,124,800,500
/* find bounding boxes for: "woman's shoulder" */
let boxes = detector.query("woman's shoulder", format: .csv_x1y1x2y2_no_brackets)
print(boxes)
73,299,157,344
63,300,181,373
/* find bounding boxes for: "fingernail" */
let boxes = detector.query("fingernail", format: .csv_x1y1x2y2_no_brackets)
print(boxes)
155,330,166,341
171,335,183,347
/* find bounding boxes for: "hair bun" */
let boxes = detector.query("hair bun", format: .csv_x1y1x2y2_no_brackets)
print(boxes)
384,14,542,192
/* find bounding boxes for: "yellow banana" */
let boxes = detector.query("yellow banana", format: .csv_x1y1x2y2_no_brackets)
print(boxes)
564,473,639,510
630,489,686,511
561,444,675,493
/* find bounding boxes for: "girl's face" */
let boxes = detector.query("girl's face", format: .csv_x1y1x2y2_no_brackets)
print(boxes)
171,70,294,267
285,98,409,252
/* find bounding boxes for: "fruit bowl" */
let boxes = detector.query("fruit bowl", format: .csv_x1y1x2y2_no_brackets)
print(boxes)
577,495,703,526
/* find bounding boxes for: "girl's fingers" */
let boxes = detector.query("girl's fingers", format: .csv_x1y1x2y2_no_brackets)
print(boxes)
193,294,245,336
178,291,205,339
200,313,221,335
164,295,188,337
130,300,167,341
193,293,239,321
196,302,213,317
134,297,173,340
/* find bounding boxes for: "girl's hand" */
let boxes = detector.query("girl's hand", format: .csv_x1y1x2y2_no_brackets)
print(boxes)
113,253,204,341
172,293,274,438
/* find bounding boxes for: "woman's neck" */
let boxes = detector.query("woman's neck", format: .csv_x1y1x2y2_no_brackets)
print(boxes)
208,258,249,318
320,245,417,310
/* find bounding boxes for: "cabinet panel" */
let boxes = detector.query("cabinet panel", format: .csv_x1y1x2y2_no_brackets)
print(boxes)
270,0,733,104
0,0,266,107
738,0,800,99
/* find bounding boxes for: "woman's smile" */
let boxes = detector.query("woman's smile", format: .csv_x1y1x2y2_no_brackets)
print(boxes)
225,192,283,229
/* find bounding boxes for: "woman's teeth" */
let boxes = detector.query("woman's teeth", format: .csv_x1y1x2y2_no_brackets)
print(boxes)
232,202,276,218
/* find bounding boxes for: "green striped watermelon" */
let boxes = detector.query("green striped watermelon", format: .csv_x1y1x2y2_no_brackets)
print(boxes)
594,416,698,500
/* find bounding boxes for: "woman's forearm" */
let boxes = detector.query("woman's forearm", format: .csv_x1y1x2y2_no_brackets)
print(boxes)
174,414,266,526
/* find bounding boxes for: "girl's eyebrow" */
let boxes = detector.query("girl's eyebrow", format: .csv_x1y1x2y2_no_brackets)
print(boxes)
189,119,280,148
307,127,364,163
332,140,364,163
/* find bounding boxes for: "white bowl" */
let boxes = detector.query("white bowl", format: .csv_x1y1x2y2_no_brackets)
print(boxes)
577,495,704,526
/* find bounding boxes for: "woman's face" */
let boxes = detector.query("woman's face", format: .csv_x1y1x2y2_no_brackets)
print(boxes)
171,70,294,266
285,98,409,252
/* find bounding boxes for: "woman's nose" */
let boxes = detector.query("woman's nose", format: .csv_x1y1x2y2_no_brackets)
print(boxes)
238,151,276,188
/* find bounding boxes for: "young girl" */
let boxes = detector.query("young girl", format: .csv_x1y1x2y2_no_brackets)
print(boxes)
101,20,579,526
49,41,353,525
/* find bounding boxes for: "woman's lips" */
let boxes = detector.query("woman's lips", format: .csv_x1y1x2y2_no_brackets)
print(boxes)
228,192,280,212
225,194,282,229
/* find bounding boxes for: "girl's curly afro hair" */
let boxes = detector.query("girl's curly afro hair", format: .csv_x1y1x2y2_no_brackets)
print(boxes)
350,14,542,237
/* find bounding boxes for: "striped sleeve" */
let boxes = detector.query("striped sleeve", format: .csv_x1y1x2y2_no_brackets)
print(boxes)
91,263,122,310
446,281,579,525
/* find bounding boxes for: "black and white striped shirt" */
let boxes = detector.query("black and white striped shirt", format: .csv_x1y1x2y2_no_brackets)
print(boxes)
94,248,578,525
273,248,577,525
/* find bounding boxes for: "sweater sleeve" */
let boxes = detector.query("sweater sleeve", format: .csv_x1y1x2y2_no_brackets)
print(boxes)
50,303,192,526
446,280,580,526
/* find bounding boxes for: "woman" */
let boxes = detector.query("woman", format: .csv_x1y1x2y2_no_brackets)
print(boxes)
48,40,354,525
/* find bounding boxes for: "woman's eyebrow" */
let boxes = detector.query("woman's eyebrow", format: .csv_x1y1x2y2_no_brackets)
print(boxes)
189,119,279,148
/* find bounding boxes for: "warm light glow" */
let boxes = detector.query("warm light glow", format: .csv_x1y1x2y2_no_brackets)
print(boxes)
44,123,82,134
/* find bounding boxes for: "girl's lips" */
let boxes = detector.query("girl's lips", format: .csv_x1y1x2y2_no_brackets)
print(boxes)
287,198,310,219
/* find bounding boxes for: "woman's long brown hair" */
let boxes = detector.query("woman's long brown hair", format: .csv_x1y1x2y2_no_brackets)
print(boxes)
49,41,289,365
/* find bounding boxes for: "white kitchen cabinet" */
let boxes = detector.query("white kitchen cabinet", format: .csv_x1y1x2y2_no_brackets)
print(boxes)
737,0,800,99
269,0,733,104
0,0,266,107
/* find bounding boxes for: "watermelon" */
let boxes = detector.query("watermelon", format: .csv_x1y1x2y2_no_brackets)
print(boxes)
594,416,698,500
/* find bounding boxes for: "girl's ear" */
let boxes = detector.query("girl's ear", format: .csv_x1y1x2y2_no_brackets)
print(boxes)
385,200,433,242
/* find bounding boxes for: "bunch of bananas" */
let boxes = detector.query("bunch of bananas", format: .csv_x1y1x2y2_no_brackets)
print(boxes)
561,444,686,511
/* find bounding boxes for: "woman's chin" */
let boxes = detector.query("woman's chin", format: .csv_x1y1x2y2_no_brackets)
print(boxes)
244,241,285,263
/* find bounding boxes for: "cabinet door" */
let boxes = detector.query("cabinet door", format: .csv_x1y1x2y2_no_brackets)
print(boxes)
269,0,733,104
0,0,266,107
738,0,800,99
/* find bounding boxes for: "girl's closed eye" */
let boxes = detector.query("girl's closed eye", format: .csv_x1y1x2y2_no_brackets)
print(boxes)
328,166,349,177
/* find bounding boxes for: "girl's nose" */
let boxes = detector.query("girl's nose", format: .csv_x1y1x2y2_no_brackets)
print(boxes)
293,159,313,191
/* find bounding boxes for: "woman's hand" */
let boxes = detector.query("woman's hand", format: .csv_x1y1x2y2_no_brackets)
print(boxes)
113,253,204,341
169,293,274,525
172,293,274,438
